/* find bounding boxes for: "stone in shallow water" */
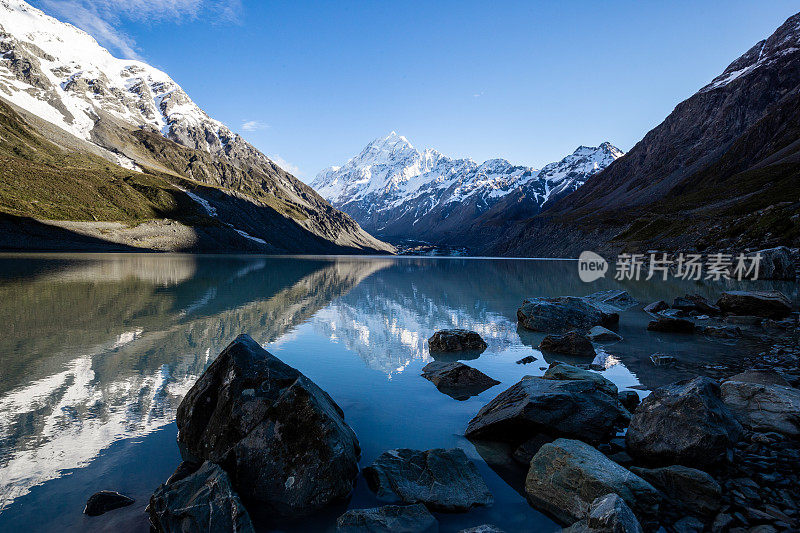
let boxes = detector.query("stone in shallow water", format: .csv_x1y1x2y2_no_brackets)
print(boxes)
465,376,627,444
421,361,499,400
630,465,721,517
517,296,619,333
525,439,660,524
543,362,617,396
336,504,438,533
539,331,596,357
647,317,696,334
672,294,720,315
626,377,741,467
516,355,537,365
457,525,504,533
147,461,254,533
363,448,493,512
428,329,487,352
649,353,677,367
84,490,135,517
587,325,622,342
176,334,360,516
584,290,638,310
703,325,742,338
716,290,792,319
563,493,644,533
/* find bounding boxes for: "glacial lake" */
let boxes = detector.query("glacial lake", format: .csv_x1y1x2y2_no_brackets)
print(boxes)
0,254,796,532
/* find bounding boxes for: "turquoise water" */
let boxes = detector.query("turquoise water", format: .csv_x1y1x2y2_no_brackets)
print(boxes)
0,254,794,532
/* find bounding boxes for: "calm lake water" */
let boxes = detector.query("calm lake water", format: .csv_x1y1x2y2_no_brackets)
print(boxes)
0,254,796,532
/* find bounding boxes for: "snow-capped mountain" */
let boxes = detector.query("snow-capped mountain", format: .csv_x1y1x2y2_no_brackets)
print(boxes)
0,0,392,254
312,132,623,242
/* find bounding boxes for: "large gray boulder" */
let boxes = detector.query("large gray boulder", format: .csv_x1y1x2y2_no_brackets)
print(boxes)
517,296,619,333
336,504,438,533
465,376,627,444
543,362,618,397
176,334,360,516
428,329,487,352
720,379,800,436
628,465,722,518
563,493,644,533
626,377,741,467
716,290,792,319
421,361,499,401
363,448,493,512
525,439,660,524
749,246,796,280
539,332,596,357
147,461,254,533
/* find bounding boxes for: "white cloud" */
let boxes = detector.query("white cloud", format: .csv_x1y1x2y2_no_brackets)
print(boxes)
269,155,301,177
35,0,243,59
241,120,269,132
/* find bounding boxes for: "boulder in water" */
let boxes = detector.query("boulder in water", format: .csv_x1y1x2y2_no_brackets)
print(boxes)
336,504,438,533
421,361,499,400
465,376,627,444
84,491,135,517
428,329,488,353
626,377,741,466
147,461,254,533
363,448,493,512
517,296,619,333
539,332,596,357
176,334,360,516
716,290,792,319
525,439,660,524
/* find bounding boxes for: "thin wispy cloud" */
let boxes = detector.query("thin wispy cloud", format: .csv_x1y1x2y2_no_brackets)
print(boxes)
241,120,269,132
35,0,243,59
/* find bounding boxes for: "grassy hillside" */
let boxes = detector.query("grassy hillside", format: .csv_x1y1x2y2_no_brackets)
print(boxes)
0,99,209,225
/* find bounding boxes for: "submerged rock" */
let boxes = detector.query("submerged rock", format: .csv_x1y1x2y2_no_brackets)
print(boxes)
428,329,487,352
587,326,622,342
336,504,438,533
363,448,493,512
421,361,499,400
516,355,537,365
647,317,695,334
84,491,135,517
716,290,792,319
720,379,800,436
543,362,618,396
175,334,360,516
539,332,596,357
525,439,660,524
517,296,619,333
649,353,677,367
147,461,254,533
457,525,504,533
585,290,638,310
563,493,644,533
629,465,722,517
672,294,720,315
626,377,741,467
465,376,627,444
703,325,743,338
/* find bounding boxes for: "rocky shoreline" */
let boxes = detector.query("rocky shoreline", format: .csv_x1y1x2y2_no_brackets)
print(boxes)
81,284,798,532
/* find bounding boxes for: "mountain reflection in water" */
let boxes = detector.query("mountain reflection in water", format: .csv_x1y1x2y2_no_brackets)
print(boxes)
0,254,794,531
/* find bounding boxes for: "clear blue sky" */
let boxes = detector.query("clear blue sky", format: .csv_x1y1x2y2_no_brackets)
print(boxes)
34,0,800,180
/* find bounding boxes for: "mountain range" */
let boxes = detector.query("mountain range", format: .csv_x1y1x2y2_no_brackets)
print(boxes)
0,0,392,253
312,133,623,245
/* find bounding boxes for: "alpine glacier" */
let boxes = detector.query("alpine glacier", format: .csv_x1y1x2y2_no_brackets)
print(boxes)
312,132,623,241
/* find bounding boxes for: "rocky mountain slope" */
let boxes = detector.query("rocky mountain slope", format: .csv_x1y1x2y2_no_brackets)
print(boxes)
488,11,800,257
0,0,392,253
312,132,622,245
